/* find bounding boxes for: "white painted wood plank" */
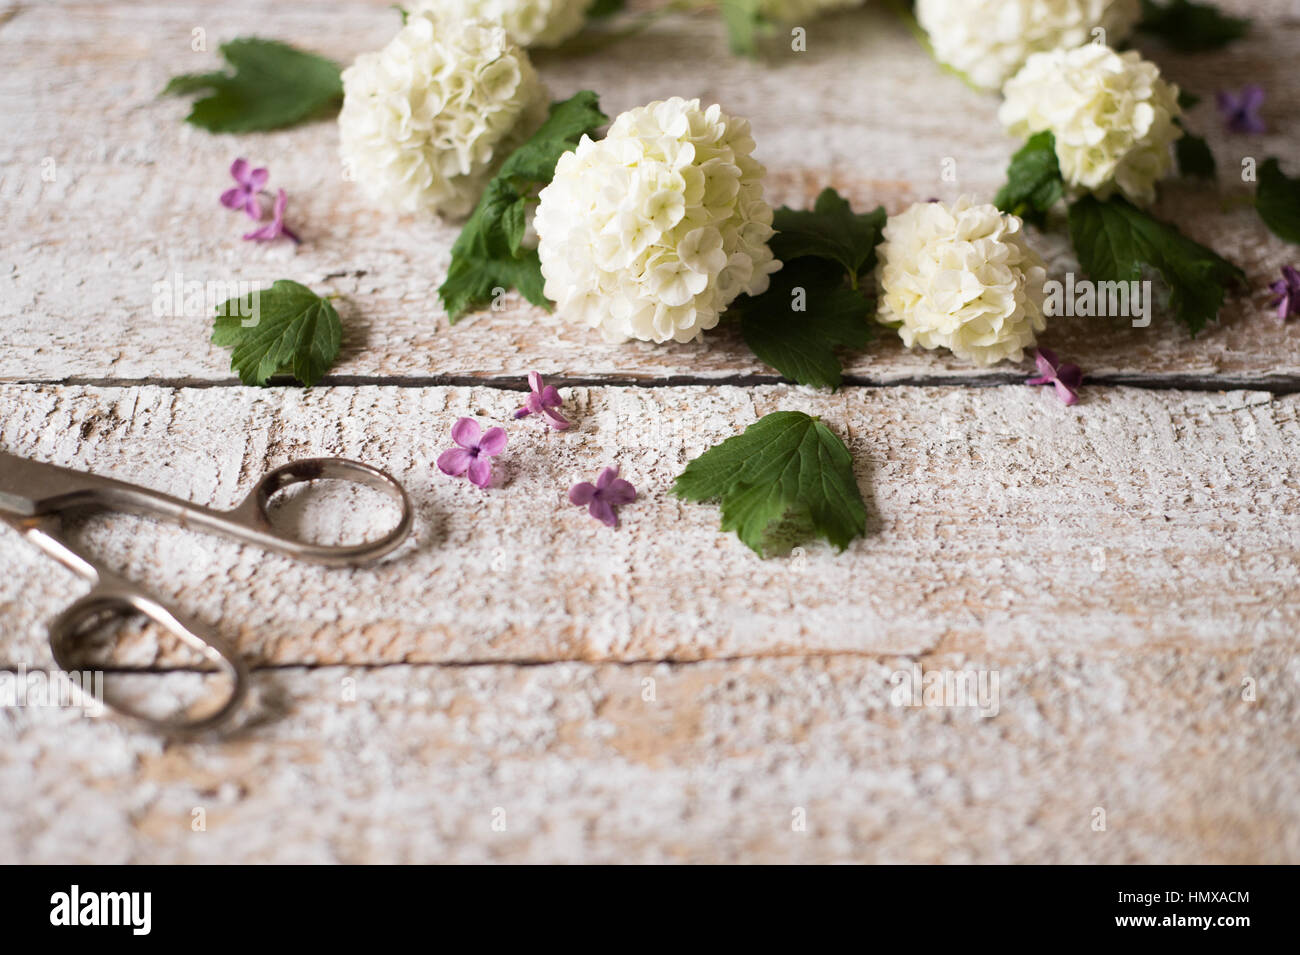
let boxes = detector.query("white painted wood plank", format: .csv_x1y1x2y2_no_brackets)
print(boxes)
2,383,1297,669
3,652,1296,863
1,1,1297,385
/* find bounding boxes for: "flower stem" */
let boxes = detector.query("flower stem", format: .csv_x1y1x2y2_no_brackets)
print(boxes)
881,0,984,95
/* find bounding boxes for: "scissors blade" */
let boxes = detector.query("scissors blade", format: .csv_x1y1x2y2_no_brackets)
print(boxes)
0,450,100,517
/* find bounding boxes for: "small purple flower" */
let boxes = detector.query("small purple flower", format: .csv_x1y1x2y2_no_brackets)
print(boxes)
1026,348,1082,406
569,466,636,528
243,188,300,244
437,417,507,488
513,371,571,430
1216,86,1267,135
1269,266,1300,324
220,158,268,220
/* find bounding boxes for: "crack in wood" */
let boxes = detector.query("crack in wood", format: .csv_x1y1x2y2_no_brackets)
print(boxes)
9,373,1300,394
2,639,1266,677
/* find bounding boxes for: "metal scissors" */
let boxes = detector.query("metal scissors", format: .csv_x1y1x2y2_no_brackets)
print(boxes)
0,450,413,735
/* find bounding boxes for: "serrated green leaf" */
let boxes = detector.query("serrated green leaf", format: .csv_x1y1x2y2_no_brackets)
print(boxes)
738,259,872,389
674,410,867,557
995,131,1065,227
1138,0,1250,52
770,188,887,283
212,280,341,386
1067,196,1243,336
1256,157,1300,245
497,91,607,183
438,91,607,322
1175,130,1216,180
163,38,342,133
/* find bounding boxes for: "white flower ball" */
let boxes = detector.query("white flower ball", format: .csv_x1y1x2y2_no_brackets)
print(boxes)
999,44,1182,206
535,97,781,344
757,0,866,23
875,197,1047,366
412,0,593,48
338,13,547,218
917,0,1140,91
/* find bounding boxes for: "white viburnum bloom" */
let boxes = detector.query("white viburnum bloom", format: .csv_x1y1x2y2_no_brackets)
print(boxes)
757,0,866,23
338,13,547,218
999,44,1182,206
916,0,1141,91
875,197,1047,366
534,97,781,344
411,0,593,48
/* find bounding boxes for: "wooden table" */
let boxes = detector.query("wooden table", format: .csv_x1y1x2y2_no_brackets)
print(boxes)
2,0,1297,863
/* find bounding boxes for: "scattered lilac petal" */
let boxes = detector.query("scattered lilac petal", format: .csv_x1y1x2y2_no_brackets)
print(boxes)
222,158,269,219
438,417,507,488
1025,347,1082,406
243,188,300,243
478,426,507,456
437,447,472,477
467,457,493,488
569,466,636,528
1269,266,1300,324
568,482,596,506
589,498,617,527
1216,85,1267,135
514,371,571,430
451,417,481,448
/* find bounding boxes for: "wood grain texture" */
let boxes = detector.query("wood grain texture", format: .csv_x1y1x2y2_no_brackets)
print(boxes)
3,651,1297,863
1,0,1298,387
2,382,1297,669
3,0,1299,865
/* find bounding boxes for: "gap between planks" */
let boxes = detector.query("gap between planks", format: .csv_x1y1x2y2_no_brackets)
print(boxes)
1,640,1272,676
12,374,1300,394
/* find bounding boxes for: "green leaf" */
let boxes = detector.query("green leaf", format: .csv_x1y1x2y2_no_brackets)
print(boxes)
163,38,343,133
438,91,607,322
770,188,888,284
674,411,867,557
719,0,773,57
740,187,883,387
1175,130,1217,180
1256,157,1300,245
1138,0,1250,52
738,260,872,389
995,131,1065,227
1177,89,1202,111
1067,196,1244,336
212,280,342,386
586,0,626,19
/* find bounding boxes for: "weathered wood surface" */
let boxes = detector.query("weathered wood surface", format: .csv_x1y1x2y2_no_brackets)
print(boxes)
3,0,1300,864
2,383,1298,668
4,651,1298,864
1,0,1298,387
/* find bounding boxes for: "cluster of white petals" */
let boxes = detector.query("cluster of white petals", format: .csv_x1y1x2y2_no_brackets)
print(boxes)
875,197,1047,366
412,0,593,48
757,0,866,23
999,43,1182,205
535,97,780,344
916,0,1140,91
338,13,547,218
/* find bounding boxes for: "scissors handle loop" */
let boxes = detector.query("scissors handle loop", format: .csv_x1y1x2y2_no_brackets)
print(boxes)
221,458,414,567
48,579,249,734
